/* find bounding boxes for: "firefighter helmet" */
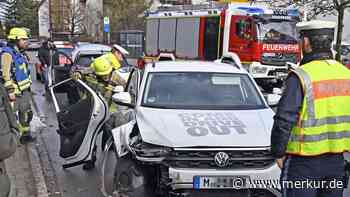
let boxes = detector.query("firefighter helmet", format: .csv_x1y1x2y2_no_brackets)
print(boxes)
7,27,29,40
91,58,113,76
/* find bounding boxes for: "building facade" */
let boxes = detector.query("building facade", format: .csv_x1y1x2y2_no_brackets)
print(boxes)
83,0,103,42
38,0,50,38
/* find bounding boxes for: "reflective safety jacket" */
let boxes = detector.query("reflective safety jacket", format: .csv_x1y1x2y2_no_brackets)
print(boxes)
93,53,121,70
83,70,126,113
286,60,350,156
1,47,31,94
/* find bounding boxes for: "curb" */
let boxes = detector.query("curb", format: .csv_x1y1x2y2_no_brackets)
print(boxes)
27,143,49,197
28,93,49,197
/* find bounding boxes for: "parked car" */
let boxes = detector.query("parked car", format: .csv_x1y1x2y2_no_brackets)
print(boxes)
97,61,281,197
35,41,75,82
54,41,74,57
344,58,350,69
340,42,350,69
50,43,131,85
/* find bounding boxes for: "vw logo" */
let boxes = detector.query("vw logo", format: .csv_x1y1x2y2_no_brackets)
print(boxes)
214,152,230,167
277,53,284,59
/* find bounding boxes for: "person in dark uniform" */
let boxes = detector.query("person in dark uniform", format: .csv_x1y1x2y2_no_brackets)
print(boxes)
271,20,350,197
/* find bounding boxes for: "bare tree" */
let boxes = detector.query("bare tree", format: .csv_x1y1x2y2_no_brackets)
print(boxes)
64,3,86,37
104,0,151,32
49,0,87,39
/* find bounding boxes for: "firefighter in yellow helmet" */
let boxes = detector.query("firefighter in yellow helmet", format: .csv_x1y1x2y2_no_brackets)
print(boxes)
71,45,128,170
271,20,350,197
1,27,36,144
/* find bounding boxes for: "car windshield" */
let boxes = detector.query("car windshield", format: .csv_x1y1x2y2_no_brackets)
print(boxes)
57,48,74,56
258,21,298,44
75,54,103,67
76,53,129,67
142,72,266,110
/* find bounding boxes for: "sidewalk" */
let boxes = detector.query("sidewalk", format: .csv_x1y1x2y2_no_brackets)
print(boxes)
3,89,49,197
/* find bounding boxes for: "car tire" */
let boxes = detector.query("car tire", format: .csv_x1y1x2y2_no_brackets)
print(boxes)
113,156,155,197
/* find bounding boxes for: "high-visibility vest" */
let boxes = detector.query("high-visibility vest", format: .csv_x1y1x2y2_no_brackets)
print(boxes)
286,60,350,156
93,53,121,70
85,74,118,113
1,47,31,93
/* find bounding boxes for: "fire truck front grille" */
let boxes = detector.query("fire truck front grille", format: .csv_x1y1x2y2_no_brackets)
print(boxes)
261,53,297,66
165,149,275,169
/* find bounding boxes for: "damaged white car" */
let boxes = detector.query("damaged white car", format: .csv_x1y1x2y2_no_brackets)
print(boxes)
100,61,282,197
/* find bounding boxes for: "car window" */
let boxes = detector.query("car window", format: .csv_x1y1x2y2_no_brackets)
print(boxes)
126,69,139,104
142,72,265,110
52,52,72,66
57,48,74,57
75,54,102,67
52,80,91,111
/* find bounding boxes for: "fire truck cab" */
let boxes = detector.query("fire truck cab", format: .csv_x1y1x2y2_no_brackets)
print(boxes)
144,1,301,91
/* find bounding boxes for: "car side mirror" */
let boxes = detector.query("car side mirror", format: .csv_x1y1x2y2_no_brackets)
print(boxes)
113,85,124,93
286,62,298,70
112,92,135,108
266,94,281,107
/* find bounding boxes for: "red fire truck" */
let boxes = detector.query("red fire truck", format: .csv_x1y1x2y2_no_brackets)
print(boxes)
143,1,301,90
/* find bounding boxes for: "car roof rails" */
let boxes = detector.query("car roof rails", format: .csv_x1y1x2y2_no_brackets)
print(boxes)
219,52,243,70
221,57,241,70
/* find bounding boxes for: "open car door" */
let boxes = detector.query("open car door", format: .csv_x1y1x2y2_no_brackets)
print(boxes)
50,78,108,169
50,51,73,86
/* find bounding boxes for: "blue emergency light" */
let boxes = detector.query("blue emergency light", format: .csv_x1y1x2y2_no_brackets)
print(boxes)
236,7,265,15
287,9,300,17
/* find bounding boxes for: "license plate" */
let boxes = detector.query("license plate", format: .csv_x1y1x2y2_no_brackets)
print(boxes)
193,176,249,189
276,72,287,78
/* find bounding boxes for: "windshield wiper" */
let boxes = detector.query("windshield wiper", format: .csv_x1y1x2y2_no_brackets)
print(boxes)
143,104,173,109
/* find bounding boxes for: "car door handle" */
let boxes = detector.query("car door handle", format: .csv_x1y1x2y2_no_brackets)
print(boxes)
61,110,69,115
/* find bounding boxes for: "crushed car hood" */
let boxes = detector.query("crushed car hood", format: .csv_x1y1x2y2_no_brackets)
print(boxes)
136,107,274,147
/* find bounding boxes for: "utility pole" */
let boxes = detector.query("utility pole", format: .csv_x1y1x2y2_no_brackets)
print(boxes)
49,0,52,39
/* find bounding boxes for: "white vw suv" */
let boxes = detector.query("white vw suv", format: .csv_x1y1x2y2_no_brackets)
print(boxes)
101,61,281,197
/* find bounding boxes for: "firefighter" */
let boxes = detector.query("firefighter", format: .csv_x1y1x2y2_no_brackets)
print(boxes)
1,27,36,144
95,44,129,71
270,20,350,197
72,45,128,170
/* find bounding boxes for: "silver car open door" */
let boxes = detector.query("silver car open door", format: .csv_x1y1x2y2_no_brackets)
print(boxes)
50,78,108,169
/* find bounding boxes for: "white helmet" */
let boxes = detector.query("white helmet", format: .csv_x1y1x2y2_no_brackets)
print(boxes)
112,44,129,55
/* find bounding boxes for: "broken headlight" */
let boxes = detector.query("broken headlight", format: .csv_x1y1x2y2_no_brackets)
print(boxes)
130,140,172,158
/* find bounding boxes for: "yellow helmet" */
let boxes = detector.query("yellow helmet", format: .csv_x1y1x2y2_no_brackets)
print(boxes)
91,57,113,76
7,27,29,40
